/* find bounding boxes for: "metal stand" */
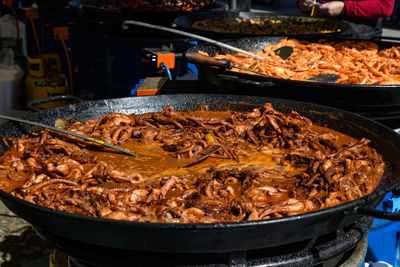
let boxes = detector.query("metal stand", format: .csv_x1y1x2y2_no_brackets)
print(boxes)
228,0,251,11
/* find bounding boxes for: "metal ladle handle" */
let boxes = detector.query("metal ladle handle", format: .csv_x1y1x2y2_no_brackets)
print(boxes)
122,20,263,60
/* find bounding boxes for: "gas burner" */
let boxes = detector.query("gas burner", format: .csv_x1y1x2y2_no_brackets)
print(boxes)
36,216,372,267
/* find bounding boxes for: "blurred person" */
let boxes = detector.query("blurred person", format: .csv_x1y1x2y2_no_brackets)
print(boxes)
297,0,395,38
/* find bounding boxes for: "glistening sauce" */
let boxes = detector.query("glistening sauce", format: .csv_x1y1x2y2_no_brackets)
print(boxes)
0,111,357,192
0,107,385,223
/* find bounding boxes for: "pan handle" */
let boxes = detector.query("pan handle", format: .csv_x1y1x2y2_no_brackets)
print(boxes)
357,206,400,221
217,74,275,87
393,187,400,197
371,36,400,42
185,52,233,69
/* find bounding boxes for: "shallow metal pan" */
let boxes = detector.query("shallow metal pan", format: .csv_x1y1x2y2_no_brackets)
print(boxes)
0,94,399,254
62,2,227,26
175,11,348,39
187,36,400,111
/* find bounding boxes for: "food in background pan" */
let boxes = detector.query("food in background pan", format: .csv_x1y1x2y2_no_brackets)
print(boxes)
70,0,217,12
209,38,400,85
190,16,341,35
0,104,386,223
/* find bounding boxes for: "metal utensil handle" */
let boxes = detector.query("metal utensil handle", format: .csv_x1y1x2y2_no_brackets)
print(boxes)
186,52,274,78
122,20,263,60
185,52,233,69
357,206,400,221
0,114,135,156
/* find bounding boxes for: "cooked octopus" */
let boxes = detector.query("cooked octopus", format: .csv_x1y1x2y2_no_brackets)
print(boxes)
0,103,386,223
209,38,400,85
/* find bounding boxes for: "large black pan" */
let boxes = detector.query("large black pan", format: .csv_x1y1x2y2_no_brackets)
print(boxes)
0,94,400,254
60,2,227,27
174,11,348,39
187,36,400,112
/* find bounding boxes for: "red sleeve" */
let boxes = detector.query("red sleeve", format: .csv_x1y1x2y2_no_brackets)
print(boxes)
344,0,395,19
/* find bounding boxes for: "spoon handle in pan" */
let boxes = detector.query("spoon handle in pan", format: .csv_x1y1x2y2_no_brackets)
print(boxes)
122,19,263,60
0,114,135,156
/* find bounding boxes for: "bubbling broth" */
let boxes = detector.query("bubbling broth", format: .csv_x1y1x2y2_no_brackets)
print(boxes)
0,104,386,223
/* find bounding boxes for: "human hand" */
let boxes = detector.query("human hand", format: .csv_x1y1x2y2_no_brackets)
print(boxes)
297,0,316,12
318,1,345,17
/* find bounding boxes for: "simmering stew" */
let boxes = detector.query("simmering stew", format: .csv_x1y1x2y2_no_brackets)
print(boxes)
0,103,386,223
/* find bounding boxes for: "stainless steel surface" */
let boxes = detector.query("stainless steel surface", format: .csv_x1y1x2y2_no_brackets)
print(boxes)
229,0,237,9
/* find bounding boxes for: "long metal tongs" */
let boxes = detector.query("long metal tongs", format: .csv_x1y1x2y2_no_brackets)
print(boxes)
122,20,264,60
122,20,294,61
0,114,135,156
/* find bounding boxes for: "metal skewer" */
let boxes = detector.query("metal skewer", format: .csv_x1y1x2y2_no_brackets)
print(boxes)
0,114,135,156
122,20,263,60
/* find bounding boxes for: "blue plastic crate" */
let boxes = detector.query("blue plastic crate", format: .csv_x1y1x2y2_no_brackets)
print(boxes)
366,193,400,266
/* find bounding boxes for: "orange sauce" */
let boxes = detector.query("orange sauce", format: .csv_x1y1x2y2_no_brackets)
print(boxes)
0,111,358,192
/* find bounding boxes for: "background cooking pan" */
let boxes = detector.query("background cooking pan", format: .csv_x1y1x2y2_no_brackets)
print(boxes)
174,11,349,39
0,94,400,254
187,36,400,113
56,2,227,26
38,1,228,38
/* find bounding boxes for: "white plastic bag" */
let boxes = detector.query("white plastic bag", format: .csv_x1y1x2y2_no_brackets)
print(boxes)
0,14,27,56
0,47,24,116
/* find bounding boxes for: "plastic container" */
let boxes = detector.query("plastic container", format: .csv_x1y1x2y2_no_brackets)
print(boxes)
0,14,27,56
0,48,24,116
366,192,400,266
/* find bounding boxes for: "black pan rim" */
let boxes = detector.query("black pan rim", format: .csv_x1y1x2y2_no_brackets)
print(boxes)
70,2,227,14
0,94,399,230
174,11,348,37
188,36,400,89
204,66,400,89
